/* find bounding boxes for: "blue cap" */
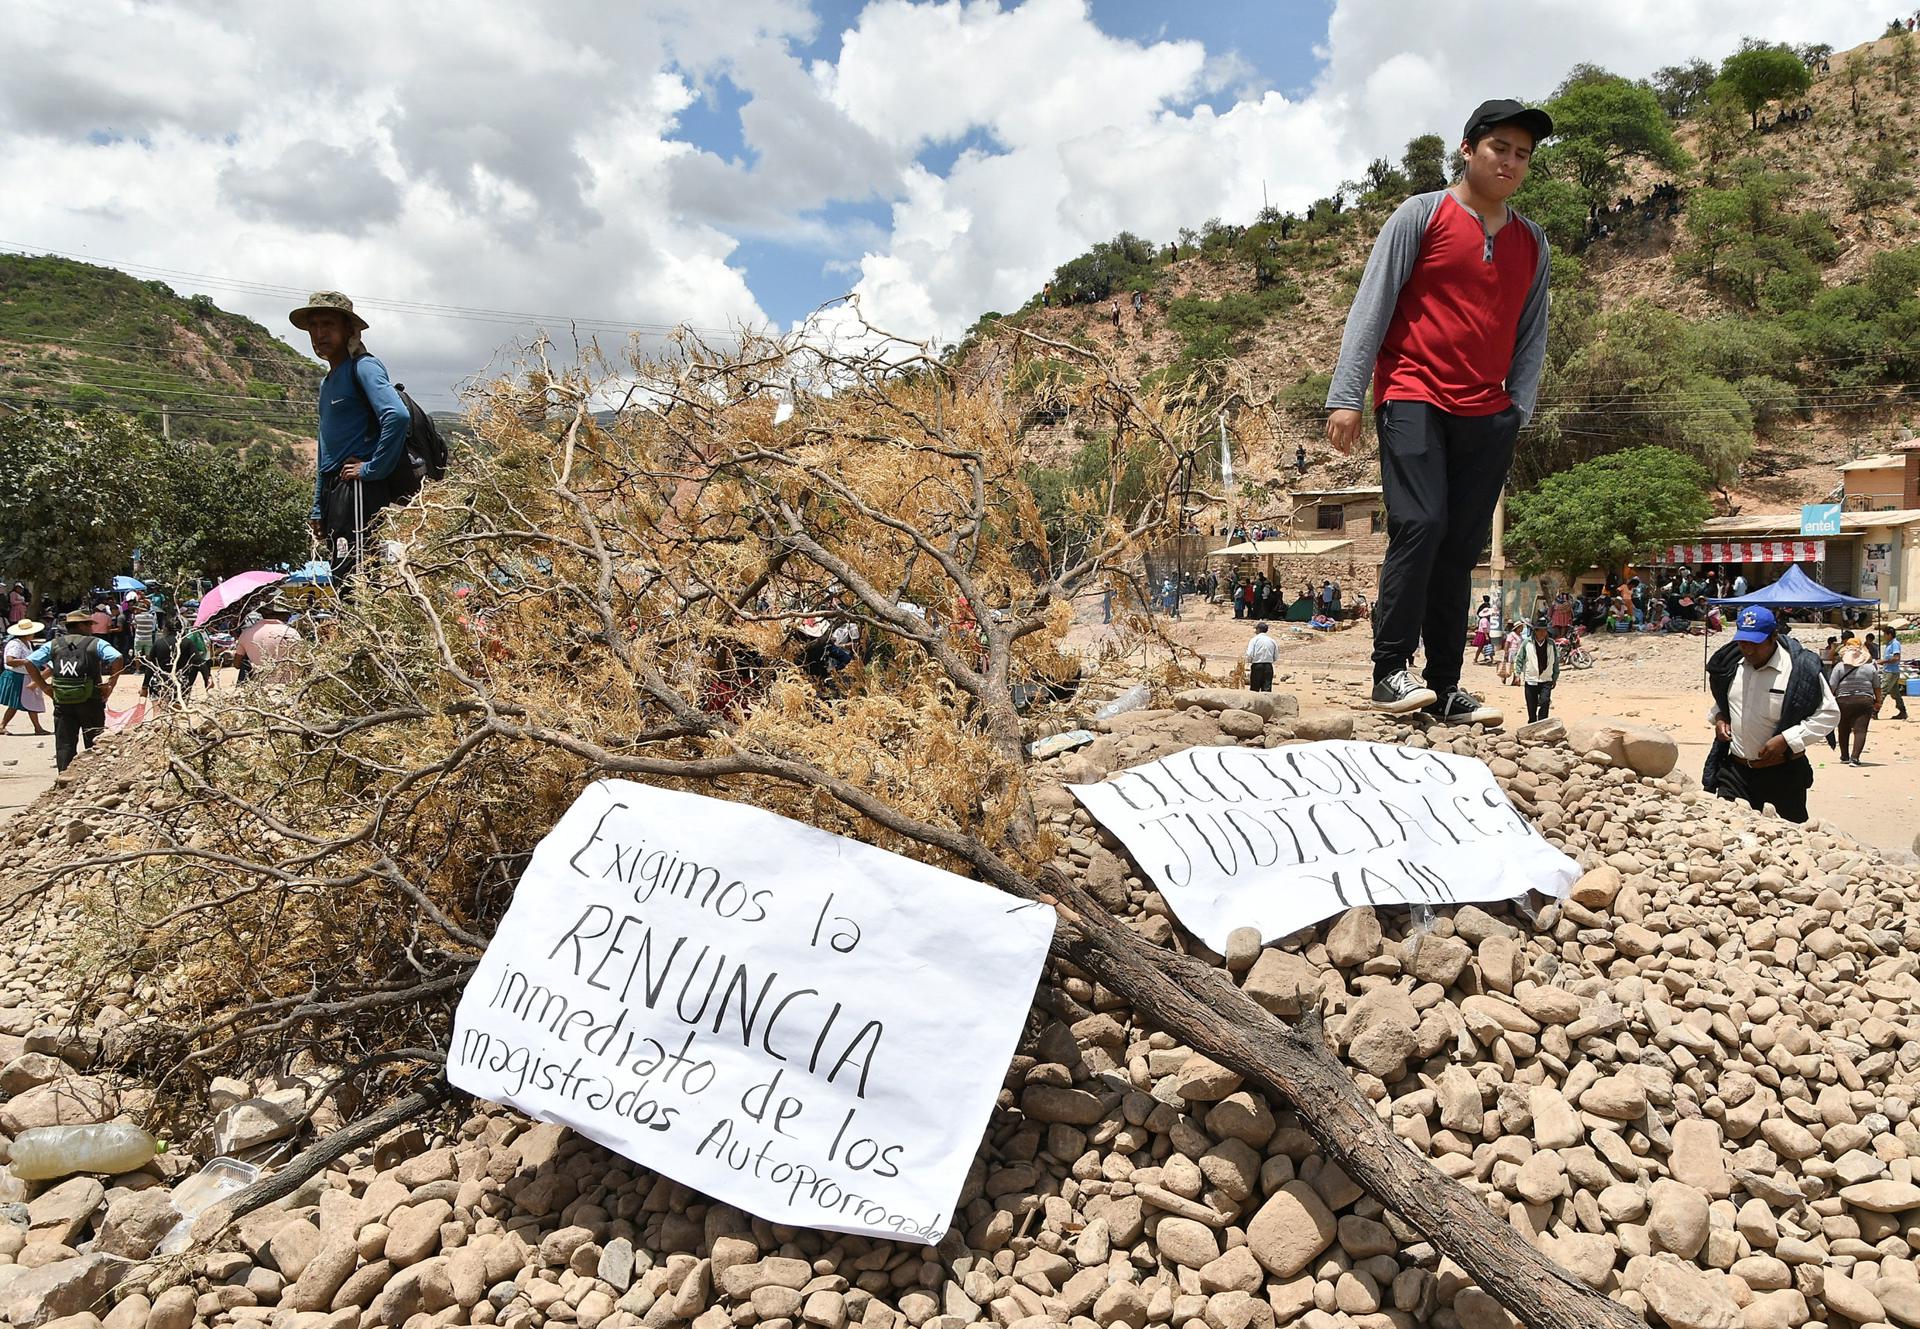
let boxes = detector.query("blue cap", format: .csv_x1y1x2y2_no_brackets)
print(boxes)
1733,605,1777,644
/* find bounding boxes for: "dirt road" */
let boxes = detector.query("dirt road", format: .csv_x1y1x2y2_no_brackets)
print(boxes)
1067,598,1919,858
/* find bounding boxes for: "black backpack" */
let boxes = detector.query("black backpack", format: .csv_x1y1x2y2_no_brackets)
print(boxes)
346,353,449,500
48,633,103,706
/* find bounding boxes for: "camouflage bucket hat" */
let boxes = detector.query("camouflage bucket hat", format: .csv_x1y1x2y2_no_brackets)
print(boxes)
288,290,369,332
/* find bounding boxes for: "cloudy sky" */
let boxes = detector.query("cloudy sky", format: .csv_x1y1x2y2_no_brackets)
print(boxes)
0,0,1884,408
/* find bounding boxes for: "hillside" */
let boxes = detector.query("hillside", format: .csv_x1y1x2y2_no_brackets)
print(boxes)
0,253,319,464
970,31,1920,523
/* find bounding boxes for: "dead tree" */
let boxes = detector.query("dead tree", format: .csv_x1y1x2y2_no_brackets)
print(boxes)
18,316,1636,1329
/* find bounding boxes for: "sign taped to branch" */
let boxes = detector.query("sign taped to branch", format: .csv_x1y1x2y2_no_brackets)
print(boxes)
1068,740,1578,951
450,780,1055,1242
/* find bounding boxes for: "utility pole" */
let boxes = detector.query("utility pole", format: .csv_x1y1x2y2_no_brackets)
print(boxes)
1218,415,1236,533
1490,488,1507,622
161,407,171,442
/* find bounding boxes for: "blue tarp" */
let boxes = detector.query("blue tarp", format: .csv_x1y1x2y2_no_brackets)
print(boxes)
285,560,333,586
111,575,146,592
1708,564,1877,608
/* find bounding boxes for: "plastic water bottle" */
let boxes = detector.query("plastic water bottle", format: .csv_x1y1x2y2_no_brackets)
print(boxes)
1093,683,1151,721
8,1123,156,1181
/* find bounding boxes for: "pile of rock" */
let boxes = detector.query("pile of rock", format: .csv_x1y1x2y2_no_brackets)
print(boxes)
3,697,1920,1329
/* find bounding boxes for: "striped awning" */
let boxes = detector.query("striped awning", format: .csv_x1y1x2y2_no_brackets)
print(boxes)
1666,540,1824,564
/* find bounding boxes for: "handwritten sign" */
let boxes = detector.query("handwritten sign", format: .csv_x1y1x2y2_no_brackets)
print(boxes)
1068,740,1577,951
449,780,1055,1242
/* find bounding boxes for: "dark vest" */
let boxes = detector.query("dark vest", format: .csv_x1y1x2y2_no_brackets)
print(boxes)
1702,636,1825,788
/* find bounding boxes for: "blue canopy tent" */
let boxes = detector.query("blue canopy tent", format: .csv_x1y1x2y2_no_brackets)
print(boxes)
1704,564,1879,671
1707,564,1877,611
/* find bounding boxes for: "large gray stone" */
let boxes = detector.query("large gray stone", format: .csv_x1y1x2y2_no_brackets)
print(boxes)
93,1188,177,1259
0,1077,123,1134
26,1177,104,1247
209,1088,305,1155
1564,715,1678,777
1245,1181,1335,1279
1173,688,1299,721
0,1254,129,1328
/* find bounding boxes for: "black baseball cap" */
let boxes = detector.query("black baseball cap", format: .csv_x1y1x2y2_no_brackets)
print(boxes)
1463,99,1554,145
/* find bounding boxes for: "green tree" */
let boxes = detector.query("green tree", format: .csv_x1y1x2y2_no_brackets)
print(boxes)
1893,30,1917,92
1852,143,1916,218
1360,156,1409,201
1049,232,1159,304
1650,59,1716,118
139,440,312,586
1695,82,1751,179
1714,43,1813,130
0,406,165,598
1507,447,1711,579
1534,69,1688,207
1400,134,1448,193
1842,48,1873,116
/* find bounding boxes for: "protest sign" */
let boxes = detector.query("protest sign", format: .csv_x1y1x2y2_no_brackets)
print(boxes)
1068,740,1577,951
449,780,1055,1243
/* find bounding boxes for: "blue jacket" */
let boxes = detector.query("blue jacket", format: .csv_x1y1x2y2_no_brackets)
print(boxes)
312,354,410,520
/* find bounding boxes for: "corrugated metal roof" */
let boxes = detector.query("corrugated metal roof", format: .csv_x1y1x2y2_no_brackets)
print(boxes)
1699,509,1920,534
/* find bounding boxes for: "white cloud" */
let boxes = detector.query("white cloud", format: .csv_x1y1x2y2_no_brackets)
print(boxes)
0,0,1890,405
828,0,1885,345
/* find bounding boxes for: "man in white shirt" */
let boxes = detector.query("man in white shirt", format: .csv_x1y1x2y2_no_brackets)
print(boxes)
1705,606,1838,824
1245,622,1278,693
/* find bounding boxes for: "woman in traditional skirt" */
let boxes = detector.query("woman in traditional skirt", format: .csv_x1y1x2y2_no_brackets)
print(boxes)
1,619,49,735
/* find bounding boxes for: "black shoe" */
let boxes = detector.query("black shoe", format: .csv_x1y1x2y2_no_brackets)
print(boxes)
1371,669,1438,714
1426,687,1503,726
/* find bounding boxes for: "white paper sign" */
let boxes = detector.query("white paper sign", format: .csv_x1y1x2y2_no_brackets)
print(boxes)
1068,740,1577,950
449,780,1055,1243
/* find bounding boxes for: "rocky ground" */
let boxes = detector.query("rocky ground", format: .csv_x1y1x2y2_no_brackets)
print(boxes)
3,682,1920,1329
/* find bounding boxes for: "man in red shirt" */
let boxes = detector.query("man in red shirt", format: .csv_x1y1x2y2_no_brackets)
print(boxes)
1324,98,1553,723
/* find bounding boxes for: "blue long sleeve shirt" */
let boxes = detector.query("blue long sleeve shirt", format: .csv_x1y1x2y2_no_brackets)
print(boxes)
312,354,410,520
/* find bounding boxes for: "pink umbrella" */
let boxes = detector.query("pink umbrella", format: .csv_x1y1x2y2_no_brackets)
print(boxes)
194,570,287,627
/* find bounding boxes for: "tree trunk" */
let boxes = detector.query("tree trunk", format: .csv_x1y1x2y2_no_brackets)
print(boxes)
1039,870,1644,1329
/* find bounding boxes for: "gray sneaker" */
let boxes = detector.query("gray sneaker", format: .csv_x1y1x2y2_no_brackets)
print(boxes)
1371,669,1438,714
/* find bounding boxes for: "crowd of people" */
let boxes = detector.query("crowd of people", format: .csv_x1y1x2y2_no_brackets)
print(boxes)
1,583,307,771
1573,182,1683,252
1224,575,1366,626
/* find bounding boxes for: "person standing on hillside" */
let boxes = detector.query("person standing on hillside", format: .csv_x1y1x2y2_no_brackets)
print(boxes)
291,291,409,583
1324,99,1553,722
1704,607,1838,825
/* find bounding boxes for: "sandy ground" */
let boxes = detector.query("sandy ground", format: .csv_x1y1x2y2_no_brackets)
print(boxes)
6,619,1912,857
0,670,225,828
1066,596,1920,858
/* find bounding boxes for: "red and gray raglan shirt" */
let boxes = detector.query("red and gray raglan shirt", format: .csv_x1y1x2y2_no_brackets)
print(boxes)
1325,189,1550,424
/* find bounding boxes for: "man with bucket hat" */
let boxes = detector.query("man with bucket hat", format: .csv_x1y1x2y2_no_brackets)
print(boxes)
1324,98,1554,726
1702,606,1838,824
290,290,410,584
22,608,126,772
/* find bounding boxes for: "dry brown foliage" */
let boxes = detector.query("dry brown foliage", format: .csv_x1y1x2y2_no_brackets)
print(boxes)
30,315,1206,1110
